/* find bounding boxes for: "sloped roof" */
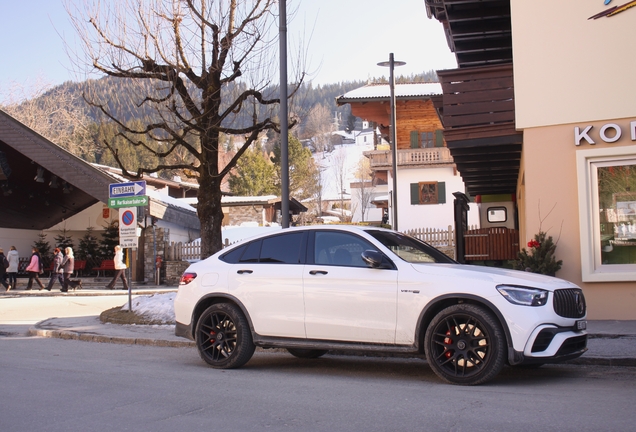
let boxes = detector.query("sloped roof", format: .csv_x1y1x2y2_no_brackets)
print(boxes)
336,82,442,105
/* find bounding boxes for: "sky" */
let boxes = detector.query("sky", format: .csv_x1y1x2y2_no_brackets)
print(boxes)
0,0,457,102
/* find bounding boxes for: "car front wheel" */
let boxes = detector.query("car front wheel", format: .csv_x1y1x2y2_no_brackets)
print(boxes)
195,303,255,369
425,304,506,385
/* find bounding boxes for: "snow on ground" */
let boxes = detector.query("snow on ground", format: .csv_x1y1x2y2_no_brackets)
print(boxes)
121,292,176,324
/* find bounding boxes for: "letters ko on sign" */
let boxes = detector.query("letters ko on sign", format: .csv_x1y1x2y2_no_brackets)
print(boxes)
575,121,636,146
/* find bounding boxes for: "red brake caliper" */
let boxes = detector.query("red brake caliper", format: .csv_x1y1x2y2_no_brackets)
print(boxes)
444,328,454,358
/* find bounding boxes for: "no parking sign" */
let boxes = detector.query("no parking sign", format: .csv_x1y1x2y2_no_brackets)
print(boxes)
118,207,138,248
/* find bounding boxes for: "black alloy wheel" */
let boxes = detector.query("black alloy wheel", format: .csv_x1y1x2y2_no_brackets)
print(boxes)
195,303,255,369
287,348,328,359
425,304,506,385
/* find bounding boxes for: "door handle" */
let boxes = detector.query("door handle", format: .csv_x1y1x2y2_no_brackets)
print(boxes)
309,270,328,275
237,269,253,274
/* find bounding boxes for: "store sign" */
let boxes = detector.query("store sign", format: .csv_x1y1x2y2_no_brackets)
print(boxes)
574,121,636,146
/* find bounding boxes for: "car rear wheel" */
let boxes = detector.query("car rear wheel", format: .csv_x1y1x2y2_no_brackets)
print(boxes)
195,303,255,369
287,348,328,359
425,304,506,385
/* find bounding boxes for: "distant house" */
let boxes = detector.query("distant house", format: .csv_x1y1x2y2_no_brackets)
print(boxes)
336,82,480,231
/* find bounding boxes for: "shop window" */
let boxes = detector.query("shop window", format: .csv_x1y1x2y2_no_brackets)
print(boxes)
410,182,446,205
577,147,636,281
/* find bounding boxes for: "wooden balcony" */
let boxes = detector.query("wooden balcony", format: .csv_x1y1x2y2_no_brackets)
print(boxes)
365,147,455,170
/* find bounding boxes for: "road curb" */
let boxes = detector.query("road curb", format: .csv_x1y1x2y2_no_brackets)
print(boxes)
29,327,195,348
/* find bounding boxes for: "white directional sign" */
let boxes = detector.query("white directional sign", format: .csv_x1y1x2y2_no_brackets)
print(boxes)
109,181,146,198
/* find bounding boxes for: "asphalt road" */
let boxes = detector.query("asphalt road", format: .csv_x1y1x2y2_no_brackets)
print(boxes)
1,335,635,432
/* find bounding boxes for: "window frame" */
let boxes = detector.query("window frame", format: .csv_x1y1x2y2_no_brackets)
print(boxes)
576,146,636,281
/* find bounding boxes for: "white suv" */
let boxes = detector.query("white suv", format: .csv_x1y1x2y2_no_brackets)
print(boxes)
174,225,587,385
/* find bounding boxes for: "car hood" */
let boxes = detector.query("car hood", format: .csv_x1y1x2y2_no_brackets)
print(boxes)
410,263,580,291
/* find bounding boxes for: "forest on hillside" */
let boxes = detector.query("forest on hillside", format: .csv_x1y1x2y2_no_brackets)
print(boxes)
1,70,438,180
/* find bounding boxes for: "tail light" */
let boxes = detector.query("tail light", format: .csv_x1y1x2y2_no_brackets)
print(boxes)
179,272,197,285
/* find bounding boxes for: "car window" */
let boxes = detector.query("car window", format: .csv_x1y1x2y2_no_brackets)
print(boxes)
366,230,456,264
220,244,247,264
314,231,377,268
260,232,305,264
240,240,261,263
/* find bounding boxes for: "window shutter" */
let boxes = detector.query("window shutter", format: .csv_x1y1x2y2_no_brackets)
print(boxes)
437,181,446,204
410,131,419,149
410,183,420,204
435,129,444,147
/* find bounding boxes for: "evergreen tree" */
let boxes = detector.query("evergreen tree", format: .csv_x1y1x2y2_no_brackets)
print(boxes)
271,133,320,201
516,231,563,276
54,226,74,252
99,220,120,260
32,231,52,268
228,146,278,196
77,226,101,267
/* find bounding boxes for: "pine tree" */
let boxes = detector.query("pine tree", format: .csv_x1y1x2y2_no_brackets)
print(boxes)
228,146,278,196
33,231,52,268
516,231,563,276
77,226,101,268
54,226,74,252
99,219,120,260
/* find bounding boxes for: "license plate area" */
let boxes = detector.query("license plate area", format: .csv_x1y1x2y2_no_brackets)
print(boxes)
575,320,587,331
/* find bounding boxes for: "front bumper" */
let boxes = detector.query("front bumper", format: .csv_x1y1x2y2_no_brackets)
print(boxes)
513,324,588,365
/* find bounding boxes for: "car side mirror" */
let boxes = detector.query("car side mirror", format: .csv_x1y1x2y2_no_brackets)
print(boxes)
361,250,388,269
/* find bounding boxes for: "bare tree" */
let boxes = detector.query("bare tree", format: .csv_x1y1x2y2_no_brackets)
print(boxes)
0,78,94,157
331,146,349,220
354,155,372,222
302,102,333,153
65,0,304,257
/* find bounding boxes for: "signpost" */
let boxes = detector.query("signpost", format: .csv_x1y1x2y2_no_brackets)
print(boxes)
109,181,147,311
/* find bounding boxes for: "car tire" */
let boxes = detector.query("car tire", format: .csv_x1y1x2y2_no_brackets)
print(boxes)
425,304,506,385
286,348,328,359
195,303,255,369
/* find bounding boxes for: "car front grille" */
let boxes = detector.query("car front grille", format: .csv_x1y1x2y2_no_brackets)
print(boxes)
555,335,588,356
553,288,586,318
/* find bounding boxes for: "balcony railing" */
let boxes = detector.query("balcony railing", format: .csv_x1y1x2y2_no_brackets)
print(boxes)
365,147,454,169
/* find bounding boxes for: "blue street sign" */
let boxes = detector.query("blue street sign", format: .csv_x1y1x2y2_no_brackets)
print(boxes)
109,181,146,198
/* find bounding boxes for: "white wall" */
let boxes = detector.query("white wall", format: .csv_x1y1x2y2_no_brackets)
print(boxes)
392,167,480,232
511,0,636,128
0,228,40,257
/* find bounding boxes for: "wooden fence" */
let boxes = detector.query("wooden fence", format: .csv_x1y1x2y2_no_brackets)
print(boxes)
464,227,519,261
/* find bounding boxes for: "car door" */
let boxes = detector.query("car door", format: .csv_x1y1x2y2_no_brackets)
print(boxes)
226,231,307,338
303,230,398,344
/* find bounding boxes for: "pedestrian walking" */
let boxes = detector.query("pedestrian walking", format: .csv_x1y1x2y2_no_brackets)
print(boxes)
6,246,19,291
0,248,10,291
106,245,129,290
60,247,81,292
45,248,65,292
25,247,45,291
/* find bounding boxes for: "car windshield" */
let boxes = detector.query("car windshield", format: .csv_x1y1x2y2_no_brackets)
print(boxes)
365,230,456,264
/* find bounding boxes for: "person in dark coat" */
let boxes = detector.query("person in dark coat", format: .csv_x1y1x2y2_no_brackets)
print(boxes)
0,248,10,291
45,248,65,292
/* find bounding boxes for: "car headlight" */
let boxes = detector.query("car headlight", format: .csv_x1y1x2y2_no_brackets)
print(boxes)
497,285,549,306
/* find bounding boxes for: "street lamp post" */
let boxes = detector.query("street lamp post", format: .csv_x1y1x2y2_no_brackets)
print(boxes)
378,53,405,231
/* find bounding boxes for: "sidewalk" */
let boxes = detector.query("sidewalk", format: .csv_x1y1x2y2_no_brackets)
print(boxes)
7,287,636,367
